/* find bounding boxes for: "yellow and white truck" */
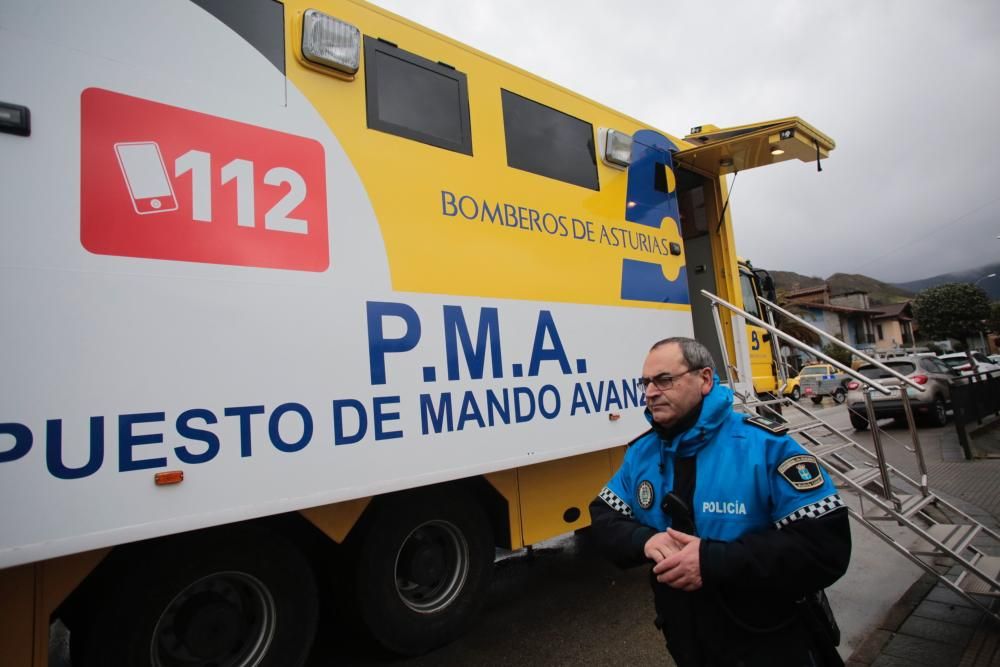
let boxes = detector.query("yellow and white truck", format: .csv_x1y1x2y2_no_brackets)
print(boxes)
0,1,833,664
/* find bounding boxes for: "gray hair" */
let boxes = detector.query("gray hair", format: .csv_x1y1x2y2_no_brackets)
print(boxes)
649,337,716,372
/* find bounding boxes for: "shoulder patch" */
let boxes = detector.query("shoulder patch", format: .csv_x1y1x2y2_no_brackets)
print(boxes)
637,480,655,510
778,455,825,491
745,414,789,435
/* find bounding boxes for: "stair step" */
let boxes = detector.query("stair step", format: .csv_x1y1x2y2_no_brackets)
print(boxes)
915,523,981,556
808,441,856,458
842,466,883,488
899,493,937,518
788,420,827,435
862,493,937,520
959,556,1000,595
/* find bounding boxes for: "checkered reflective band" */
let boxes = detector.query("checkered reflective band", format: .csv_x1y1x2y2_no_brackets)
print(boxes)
599,486,634,518
775,494,845,529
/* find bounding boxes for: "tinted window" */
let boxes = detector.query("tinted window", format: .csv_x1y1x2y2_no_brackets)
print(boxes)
941,357,965,369
501,90,598,190
857,361,916,379
800,367,826,375
365,37,472,155
739,272,761,318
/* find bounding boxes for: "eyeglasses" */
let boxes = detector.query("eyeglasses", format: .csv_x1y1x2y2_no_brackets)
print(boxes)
638,368,703,391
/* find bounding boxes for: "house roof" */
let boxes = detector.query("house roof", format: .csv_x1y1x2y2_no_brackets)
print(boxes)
791,301,881,316
872,301,913,321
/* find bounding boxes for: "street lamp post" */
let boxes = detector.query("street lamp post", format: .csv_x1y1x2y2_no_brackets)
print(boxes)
973,273,997,352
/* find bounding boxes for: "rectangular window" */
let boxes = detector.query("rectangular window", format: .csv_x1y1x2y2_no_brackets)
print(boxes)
876,324,884,339
364,37,472,155
501,90,598,190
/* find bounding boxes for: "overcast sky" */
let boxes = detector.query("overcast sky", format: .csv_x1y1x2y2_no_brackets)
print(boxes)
369,0,1000,284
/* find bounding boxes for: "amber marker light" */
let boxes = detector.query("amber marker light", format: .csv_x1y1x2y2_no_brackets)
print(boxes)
155,471,184,486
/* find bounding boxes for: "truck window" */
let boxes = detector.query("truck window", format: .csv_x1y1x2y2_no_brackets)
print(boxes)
501,89,599,190
739,271,761,318
364,37,472,155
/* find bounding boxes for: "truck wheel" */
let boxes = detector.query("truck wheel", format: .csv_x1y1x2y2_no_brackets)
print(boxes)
356,488,494,655
71,525,318,667
810,396,823,405
832,388,847,405
849,413,869,431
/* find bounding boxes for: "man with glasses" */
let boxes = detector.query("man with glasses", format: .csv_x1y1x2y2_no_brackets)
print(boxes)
589,337,850,666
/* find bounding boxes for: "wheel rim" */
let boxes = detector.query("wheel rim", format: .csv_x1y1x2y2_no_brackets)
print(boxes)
394,520,470,614
151,571,276,667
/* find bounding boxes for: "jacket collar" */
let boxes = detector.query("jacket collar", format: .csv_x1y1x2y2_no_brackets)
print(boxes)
645,374,733,458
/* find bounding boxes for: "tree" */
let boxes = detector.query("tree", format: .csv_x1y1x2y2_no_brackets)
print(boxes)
912,283,991,345
988,302,1000,336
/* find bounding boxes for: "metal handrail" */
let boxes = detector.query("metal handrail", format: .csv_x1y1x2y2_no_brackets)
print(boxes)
700,290,893,395
758,297,925,392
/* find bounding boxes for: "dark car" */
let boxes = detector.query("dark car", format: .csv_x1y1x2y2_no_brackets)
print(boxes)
845,355,958,430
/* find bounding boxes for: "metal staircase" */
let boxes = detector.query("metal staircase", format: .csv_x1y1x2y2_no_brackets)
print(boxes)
701,290,1000,622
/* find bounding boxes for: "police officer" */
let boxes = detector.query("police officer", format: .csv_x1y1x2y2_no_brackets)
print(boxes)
589,337,851,666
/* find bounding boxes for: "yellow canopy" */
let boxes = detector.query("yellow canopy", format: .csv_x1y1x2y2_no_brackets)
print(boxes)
675,117,835,176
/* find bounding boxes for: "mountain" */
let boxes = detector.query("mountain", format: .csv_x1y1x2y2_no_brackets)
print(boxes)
768,270,913,305
894,262,1000,301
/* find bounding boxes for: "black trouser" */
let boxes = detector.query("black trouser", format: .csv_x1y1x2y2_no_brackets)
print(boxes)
652,579,842,667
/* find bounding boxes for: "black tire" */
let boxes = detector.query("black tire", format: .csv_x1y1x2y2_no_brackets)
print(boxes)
810,396,823,405
790,386,801,402
925,397,948,428
71,525,318,667
832,388,847,405
849,413,869,431
356,488,494,655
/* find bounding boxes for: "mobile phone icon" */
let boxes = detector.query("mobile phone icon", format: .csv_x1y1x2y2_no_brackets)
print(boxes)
114,142,178,215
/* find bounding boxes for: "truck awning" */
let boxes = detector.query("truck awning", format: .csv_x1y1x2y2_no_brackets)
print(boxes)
674,117,835,176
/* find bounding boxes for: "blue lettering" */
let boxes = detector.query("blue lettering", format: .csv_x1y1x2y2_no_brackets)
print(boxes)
420,392,454,434
605,381,623,411
0,422,32,463
586,381,604,411
367,301,422,385
333,399,367,445
441,190,457,216
444,306,502,381
621,378,639,408
46,418,104,480
538,385,560,419
570,383,591,415
513,387,535,423
373,396,403,440
268,402,312,453
528,311,571,376
457,391,486,430
485,388,510,425
119,412,166,472
224,405,265,457
175,409,220,464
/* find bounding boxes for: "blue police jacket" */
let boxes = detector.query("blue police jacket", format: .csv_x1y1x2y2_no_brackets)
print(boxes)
600,377,843,540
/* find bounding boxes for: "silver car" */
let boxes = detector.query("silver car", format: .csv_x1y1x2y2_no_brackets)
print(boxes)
845,355,958,430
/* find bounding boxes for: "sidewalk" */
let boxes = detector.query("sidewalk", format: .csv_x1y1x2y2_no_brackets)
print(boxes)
846,422,1000,666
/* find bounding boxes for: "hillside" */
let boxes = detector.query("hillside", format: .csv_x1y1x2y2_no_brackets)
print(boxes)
894,262,1000,301
767,270,913,305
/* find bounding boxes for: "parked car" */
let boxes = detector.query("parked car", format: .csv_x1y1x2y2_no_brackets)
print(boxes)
782,372,802,401
845,355,958,430
938,352,1000,376
799,363,849,404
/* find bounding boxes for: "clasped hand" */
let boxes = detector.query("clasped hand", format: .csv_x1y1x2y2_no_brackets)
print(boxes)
644,528,703,591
